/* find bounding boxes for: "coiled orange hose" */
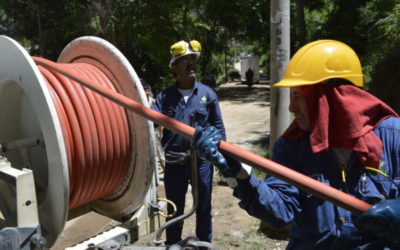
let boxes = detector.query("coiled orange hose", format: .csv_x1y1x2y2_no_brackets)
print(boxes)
37,62,131,209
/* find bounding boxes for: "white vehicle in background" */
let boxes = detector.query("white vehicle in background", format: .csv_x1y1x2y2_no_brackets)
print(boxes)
239,55,260,84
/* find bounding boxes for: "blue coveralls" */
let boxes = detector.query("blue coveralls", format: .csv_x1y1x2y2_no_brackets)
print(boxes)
233,117,400,249
152,81,226,244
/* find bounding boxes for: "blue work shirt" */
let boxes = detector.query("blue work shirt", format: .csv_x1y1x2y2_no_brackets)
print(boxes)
152,81,226,152
233,117,400,249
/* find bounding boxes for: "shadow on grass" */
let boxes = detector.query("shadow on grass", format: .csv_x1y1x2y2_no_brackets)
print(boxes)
258,223,291,240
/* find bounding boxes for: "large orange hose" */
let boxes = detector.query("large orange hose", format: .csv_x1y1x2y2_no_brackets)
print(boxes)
37,61,131,209
33,56,372,214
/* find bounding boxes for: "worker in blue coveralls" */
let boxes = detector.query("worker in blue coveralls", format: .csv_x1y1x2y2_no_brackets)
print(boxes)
152,40,226,245
191,40,400,249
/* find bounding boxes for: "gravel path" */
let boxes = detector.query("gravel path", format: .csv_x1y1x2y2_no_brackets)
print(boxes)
217,82,271,151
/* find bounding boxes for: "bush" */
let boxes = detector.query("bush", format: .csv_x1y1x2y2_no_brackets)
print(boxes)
229,70,241,81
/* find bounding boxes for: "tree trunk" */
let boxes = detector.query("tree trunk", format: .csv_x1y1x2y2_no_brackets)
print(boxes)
36,1,44,56
224,49,228,83
296,0,306,48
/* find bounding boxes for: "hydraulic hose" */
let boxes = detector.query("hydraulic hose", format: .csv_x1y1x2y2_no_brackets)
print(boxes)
33,57,372,215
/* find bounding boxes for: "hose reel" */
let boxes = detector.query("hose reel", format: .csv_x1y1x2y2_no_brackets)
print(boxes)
0,35,156,247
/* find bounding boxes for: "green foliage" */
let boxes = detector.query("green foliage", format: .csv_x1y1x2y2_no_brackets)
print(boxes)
0,0,270,91
1,0,400,92
1,0,90,58
356,0,400,86
302,2,334,41
0,8,13,35
297,0,400,87
369,43,400,113
376,4,400,41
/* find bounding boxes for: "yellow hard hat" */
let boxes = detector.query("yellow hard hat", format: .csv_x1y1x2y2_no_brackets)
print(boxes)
169,40,202,68
274,40,363,87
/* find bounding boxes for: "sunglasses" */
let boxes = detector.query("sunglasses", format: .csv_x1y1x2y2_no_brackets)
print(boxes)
177,56,197,65
171,40,202,57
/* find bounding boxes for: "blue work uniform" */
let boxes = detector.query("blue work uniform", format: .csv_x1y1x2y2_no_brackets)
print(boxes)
152,81,226,244
233,117,400,249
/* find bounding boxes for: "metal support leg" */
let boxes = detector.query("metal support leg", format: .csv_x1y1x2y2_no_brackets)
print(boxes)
0,155,45,249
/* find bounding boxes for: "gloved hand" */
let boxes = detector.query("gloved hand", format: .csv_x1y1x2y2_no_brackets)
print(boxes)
355,197,400,244
192,126,241,178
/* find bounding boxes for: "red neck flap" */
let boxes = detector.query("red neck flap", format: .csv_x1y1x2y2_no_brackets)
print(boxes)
282,84,398,169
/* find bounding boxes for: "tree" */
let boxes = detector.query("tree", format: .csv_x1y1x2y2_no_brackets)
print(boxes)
3,0,399,93
369,44,400,113
0,0,89,58
0,0,271,92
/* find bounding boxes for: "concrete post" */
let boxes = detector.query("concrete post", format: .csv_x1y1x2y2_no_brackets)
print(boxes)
269,0,291,156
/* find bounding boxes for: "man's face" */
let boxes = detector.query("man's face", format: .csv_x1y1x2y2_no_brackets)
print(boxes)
172,54,197,82
289,87,310,131
144,88,151,98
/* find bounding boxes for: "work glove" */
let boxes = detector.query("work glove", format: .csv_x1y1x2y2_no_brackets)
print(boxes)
192,126,241,178
355,197,400,244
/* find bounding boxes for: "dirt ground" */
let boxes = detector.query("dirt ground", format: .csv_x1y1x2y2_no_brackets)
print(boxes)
136,82,289,249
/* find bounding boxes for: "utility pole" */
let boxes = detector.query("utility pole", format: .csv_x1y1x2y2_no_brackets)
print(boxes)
269,0,290,156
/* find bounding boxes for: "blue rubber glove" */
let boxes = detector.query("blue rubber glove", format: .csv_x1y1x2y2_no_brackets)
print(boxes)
192,126,241,178
355,197,400,244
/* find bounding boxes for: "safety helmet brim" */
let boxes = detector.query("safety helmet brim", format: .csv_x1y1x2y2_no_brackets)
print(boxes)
274,75,364,87
169,52,200,68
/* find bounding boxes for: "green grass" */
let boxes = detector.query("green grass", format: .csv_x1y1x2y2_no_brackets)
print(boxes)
249,135,270,180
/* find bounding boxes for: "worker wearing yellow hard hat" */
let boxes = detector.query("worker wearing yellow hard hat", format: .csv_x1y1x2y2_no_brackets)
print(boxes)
152,39,226,246
191,39,400,248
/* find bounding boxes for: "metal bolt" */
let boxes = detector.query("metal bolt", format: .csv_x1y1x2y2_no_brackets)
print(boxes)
30,234,46,248
87,243,96,249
